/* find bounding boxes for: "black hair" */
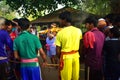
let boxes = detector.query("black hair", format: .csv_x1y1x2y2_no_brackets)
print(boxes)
84,16,98,27
109,27,120,38
104,13,115,23
5,19,12,26
59,11,72,23
12,18,19,23
18,18,30,30
5,19,17,27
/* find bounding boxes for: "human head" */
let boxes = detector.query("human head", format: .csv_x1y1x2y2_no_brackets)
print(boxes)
104,13,115,26
5,19,13,32
18,18,30,31
59,11,72,27
84,16,98,31
97,18,107,30
108,27,120,38
0,17,7,30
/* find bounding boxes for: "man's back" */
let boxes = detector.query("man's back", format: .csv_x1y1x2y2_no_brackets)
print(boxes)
84,28,105,70
104,40,120,62
14,31,42,59
56,26,82,52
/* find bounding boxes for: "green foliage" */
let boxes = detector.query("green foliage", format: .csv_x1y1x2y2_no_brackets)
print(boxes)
83,0,111,16
5,0,80,18
5,0,114,18
0,0,18,20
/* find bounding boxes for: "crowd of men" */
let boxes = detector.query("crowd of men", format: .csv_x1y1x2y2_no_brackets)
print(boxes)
0,11,120,80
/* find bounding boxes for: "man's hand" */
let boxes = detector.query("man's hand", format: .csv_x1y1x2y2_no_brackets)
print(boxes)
42,61,48,67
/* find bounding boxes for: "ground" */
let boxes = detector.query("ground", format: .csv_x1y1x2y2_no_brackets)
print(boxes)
38,56,85,80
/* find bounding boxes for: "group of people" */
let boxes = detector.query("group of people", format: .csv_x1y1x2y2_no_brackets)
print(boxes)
55,12,120,80
83,14,120,80
0,17,47,80
0,10,120,80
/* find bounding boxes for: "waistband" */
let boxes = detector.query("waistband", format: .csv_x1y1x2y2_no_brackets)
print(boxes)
59,50,78,71
0,57,7,60
61,50,78,55
21,58,38,63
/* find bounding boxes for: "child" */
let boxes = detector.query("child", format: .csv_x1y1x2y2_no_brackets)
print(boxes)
46,32,57,64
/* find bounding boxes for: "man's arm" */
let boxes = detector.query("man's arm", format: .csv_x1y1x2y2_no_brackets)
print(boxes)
14,50,20,59
56,46,61,58
39,48,47,63
79,39,83,54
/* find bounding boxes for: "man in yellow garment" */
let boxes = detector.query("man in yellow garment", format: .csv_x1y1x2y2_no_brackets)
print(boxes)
55,11,82,80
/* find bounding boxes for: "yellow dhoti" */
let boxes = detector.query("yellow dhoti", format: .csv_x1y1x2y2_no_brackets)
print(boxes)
59,51,80,80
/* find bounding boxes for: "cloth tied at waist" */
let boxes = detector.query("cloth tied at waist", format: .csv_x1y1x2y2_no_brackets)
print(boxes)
0,57,7,60
59,50,78,71
21,58,38,63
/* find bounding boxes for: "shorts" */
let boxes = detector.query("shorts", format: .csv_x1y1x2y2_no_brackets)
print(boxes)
21,66,42,80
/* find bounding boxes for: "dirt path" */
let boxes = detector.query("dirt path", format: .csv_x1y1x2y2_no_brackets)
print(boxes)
38,56,85,80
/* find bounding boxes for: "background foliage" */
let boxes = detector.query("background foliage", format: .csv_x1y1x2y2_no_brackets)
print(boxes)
5,0,118,18
0,0,119,19
0,0,18,19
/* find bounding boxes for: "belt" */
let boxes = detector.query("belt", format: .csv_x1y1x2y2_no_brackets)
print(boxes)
59,50,78,71
21,58,38,63
0,57,7,60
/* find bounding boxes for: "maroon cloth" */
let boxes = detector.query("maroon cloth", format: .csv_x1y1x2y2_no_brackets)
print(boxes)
84,28,105,70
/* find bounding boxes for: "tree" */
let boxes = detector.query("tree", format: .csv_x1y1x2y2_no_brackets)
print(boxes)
82,0,111,16
0,0,19,20
5,0,120,18
5,0,80,18
110,0,120,14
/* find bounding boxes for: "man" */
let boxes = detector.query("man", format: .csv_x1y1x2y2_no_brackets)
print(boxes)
83,16,105,80
97,18,107,32
55,11,82,80
5,19,17,80
13,18,47,80
0,17,13,80
103,27,120,80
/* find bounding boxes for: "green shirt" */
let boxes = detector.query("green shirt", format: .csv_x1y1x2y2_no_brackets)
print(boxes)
14,31,42,67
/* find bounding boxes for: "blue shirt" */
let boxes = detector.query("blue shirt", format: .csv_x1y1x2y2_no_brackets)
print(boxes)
0,30,13,63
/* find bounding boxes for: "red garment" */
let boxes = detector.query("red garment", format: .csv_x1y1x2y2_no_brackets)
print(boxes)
83,31,95,48
6,31,17,51
10,31,17,41
6,31,17,57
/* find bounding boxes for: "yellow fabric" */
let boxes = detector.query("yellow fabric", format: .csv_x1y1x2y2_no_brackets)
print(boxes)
55,26,82,52
61,56,80,80
60,51,78,71
39,27,62,34
55,26,82,80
